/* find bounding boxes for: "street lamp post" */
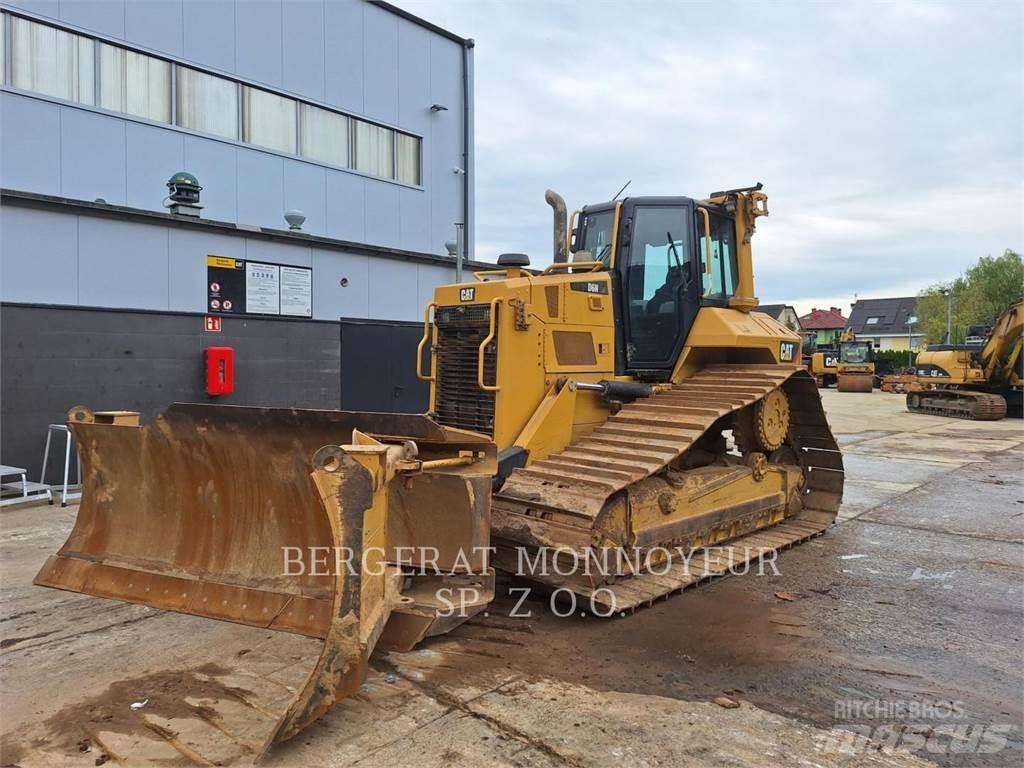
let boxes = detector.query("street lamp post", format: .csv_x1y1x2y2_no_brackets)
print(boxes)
907,320,915,369
940,288,952,343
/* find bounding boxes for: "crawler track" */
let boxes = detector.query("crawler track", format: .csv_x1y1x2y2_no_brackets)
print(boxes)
493,365,843,605
906,389,1007,420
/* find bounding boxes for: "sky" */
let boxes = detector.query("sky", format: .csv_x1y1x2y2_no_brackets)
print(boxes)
396,0,1023,317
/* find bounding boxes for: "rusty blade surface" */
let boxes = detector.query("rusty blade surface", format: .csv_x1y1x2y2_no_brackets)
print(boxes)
32,403,485,761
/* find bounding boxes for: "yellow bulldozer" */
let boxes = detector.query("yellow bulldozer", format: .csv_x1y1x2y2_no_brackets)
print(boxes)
907,299,1023,419
35,184,843,762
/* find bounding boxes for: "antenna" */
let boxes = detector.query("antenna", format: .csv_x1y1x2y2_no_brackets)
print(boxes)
611,179,631,200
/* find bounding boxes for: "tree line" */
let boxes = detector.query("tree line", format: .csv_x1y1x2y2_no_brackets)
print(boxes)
917,249,1022,345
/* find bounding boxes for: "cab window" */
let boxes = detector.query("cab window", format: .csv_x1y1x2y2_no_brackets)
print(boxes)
697,210,738,298
578,209,615,265
625,206,689,363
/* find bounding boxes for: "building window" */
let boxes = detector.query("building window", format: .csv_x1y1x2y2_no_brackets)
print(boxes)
396,132,422,185
176,66,238,140
865,316,880,324
242,86,296,154
99,43,171,123
299,103,349,167
10,16,94,105
354,120,395,179
4,14,423,187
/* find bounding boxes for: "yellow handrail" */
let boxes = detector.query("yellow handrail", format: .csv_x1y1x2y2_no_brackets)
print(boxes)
477,298,500,393
696,207,713,296
539,261,605,276
415,302,437,382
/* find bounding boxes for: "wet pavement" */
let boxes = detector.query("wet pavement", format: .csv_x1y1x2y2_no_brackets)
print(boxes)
2,388,1021,767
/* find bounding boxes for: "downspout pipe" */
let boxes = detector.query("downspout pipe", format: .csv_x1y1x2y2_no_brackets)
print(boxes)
462,39,475,263
545,190,568,263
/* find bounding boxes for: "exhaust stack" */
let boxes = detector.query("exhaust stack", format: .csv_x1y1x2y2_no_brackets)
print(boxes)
544,189,568,263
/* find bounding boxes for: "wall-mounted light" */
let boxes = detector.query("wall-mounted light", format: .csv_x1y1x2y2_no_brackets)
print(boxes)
430,103,449,112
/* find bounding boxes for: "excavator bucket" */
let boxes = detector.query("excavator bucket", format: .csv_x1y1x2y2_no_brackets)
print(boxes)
32,404,495,763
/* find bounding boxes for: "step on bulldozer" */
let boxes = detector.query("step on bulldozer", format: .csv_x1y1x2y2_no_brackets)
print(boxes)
907,299,1023,419
35,184,843,763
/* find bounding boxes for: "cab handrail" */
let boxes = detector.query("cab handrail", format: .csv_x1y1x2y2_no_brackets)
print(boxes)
696,207,713,296
415,302,437,382
539,261,605,276
477,298,501,393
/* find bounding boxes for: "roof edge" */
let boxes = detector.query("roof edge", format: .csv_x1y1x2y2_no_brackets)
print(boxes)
369,1,473,46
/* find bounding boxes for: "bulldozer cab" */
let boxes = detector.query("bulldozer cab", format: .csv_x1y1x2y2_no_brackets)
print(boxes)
573,197,738,375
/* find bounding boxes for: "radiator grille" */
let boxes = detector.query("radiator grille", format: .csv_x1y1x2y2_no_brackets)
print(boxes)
433,303,497,435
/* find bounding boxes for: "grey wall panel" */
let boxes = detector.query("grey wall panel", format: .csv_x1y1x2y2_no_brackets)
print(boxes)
323,0,363,114
0,206,78,305
244,238,311,268
428,37,464,252
283,159,327,236
236,149,283,228
363,179,400,249
183,136,237,222
234,0,283,87
415,262,452,312
397,18,430,135
125,0,184,57
0,305,342,482
77,217,170,310
367,258,417,321
399,187,430,253
169,228,243,312
0,94,61,195
2,0,59,19
361,2,398,124
325,168,365,242
311,247,369,320
60,108,127,205
59,0,125,39
282,0,325,102
126,122,186,211
182,0,235,72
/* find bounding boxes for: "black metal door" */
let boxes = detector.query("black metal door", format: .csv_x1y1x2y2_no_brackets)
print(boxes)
339,318,429,413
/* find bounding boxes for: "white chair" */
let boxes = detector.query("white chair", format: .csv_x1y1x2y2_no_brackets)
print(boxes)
40,424,82,507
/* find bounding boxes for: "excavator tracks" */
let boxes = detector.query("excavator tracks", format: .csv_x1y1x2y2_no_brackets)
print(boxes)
906,389,1008,420
493,365,843,608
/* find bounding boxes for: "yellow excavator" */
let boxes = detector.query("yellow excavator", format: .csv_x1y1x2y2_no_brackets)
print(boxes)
35,184,843,762
835,330,875,392
907,299,1023,419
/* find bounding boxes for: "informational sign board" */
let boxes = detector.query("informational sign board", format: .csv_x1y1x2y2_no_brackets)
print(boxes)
206,255,312,318
245,262,280,315
281,266,313,317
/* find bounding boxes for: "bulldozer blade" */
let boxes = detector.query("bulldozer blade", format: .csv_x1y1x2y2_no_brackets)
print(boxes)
32,403,494,762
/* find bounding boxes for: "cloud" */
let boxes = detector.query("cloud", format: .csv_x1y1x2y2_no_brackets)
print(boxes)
397,0,1023,304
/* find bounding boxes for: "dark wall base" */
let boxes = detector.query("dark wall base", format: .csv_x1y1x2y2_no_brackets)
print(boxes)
2,304,342,484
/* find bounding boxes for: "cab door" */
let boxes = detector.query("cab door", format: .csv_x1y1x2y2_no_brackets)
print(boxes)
616,200,700,374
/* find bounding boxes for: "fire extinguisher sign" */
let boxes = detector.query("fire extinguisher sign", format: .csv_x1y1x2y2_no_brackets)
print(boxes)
205,316,222,332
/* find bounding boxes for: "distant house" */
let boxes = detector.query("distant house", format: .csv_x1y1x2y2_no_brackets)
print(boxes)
847,297,919,351
755,304,801,332
798,306,847,347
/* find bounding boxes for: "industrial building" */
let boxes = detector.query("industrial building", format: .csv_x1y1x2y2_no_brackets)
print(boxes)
0,0,479,479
